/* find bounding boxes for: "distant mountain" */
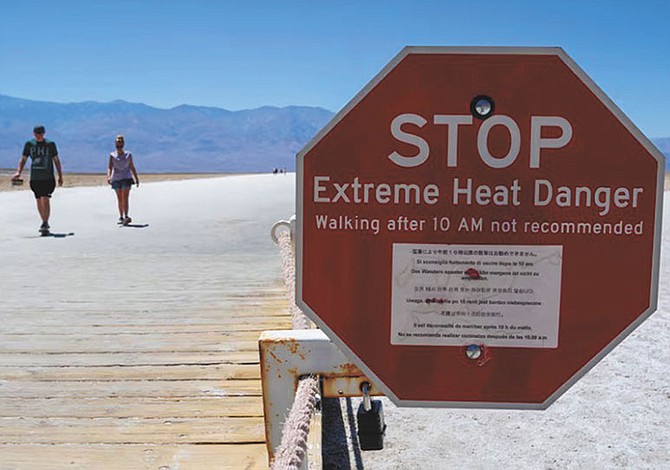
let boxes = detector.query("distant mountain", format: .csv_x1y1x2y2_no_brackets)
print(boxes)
1,94,667,173
0,95,334,173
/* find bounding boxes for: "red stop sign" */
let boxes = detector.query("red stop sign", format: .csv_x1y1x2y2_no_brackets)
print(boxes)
297,47,664,408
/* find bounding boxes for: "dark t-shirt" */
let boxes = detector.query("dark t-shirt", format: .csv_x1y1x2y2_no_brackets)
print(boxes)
23,139,58,181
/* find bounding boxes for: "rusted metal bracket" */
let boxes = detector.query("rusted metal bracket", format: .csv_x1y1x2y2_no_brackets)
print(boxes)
259,329,382,467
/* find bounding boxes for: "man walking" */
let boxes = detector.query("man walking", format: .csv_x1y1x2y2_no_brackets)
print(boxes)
12,125,63,235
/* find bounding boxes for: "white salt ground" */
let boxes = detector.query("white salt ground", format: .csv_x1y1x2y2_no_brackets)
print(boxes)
1,174,667,469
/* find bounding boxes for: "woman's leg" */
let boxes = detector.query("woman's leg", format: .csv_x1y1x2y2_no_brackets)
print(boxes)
121,187,131,217
114,188,124,218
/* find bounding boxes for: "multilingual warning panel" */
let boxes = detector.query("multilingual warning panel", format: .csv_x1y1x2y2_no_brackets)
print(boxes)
391,244,562,348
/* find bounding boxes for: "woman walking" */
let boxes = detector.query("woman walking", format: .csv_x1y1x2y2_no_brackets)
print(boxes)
107,135,140,225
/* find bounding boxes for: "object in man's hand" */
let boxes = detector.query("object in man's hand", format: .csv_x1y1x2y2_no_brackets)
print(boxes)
11,177,23,186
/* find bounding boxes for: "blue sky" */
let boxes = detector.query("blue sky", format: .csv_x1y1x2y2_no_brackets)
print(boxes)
1,1,668,137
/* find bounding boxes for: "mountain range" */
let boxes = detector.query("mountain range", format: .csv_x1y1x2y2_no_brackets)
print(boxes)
0,95,333,173
1,94,668,173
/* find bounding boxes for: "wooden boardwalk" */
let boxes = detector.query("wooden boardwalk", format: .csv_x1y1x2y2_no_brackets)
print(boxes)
0,175,296,469
0,296,291,469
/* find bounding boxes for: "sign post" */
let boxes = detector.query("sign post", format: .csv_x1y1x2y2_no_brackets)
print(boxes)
297,47,664,408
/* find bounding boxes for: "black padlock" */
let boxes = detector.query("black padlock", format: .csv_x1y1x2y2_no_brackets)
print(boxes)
356,382,386,451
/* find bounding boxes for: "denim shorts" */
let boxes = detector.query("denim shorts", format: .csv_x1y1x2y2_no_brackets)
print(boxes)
111,178,134,190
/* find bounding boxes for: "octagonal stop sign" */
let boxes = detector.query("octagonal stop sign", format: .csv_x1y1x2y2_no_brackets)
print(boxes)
296,47,664,408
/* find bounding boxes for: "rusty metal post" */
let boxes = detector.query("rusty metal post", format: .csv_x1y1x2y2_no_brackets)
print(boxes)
259,329,382,467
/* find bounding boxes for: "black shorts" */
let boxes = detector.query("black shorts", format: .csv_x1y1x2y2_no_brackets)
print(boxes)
30,179,56,199
111,178,134,190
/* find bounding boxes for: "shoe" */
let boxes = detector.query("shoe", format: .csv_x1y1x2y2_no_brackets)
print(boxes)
39,222,50,235
117,217,124,225
123,216,132,225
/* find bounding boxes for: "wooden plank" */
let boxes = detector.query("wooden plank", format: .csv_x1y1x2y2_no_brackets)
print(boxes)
0,444,268,470
0,328,264,342
0,315,288,325
0,350,261,366
0,379,262,398
0,363,260,381
0,417,265,444
0,329,270,339
0,307,290,322
0,337,261,353
2,320,291,334
0,306,291,323
0,396,263,418
3,298,287,310
0,340,262,352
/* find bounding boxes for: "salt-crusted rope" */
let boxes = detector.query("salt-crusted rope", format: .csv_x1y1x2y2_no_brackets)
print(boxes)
277,229,313,330
270,374,320,470
270,227,319,469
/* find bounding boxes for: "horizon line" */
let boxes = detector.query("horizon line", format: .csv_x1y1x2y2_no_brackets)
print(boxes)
0,93,336,114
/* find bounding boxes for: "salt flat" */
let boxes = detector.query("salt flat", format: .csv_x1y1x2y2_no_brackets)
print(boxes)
0,174,296,311
0,174,668,469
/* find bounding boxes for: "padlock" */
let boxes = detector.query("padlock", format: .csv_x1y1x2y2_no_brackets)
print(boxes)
356,382,386,451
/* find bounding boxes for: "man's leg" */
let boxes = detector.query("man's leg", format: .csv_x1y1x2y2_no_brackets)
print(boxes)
30,180,54,232
36,197,50,223
36,197,50,233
